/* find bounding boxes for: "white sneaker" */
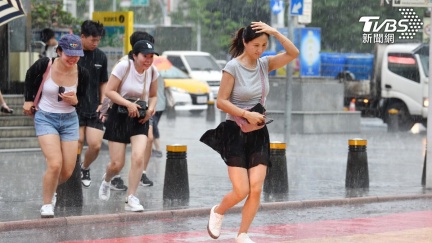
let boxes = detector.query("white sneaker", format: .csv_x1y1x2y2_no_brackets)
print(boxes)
207,205,224,239
51,193,57,207
125,194,144,212
40,204,54,218
235,233,255,243
99,180,111,201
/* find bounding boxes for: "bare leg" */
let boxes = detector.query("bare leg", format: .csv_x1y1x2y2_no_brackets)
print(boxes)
143,125,153,171
215,166,250,215
238,164,267,234
77,126,85,162
59,140,79,184
104,141,127,182
81,127,104,168
153,137,161,151
39,135,63,205
128,135,147,195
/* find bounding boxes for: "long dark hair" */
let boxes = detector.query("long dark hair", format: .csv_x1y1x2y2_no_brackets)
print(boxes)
228,24,269,58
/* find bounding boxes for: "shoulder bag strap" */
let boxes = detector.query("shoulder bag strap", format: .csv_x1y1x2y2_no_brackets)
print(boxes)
257,59,266,105
139,66,156,101
117,59,131,93
141,77,147,101
33,58,53,107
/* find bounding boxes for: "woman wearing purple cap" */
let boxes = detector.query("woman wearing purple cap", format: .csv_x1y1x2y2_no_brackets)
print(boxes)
23,34,90,218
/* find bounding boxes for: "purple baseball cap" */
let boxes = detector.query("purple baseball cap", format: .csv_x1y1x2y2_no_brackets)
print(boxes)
58,34,84,57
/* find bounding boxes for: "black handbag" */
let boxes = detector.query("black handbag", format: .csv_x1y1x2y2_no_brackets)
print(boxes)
117,98,148,118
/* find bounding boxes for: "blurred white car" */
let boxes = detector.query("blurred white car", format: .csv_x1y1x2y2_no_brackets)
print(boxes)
216,59,227,69
154,56,214,113
162,51,222,98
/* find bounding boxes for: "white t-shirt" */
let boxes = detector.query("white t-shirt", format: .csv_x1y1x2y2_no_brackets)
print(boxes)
111,59,159,102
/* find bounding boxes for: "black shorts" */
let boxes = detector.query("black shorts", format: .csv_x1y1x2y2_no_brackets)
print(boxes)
78,113,104,131
103,104,149,144
200,120,270,169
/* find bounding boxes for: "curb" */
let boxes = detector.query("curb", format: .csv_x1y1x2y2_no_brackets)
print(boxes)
1,193,432,232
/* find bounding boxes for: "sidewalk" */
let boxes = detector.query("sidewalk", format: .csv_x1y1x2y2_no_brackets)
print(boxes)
0,111,431,225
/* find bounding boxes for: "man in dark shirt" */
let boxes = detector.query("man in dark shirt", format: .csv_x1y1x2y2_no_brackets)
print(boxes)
77,20,127,191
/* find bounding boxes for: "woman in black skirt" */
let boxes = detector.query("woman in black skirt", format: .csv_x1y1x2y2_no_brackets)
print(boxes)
202,21,299,243
98,40,159,212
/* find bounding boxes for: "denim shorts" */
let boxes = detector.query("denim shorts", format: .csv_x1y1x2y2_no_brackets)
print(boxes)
34,110,79,141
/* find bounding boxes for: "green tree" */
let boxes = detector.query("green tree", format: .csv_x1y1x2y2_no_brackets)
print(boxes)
31,0,81,32
171,0,270,59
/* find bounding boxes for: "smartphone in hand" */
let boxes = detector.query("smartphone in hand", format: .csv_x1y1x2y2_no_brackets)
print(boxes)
258,118,273,126
58,86,65,102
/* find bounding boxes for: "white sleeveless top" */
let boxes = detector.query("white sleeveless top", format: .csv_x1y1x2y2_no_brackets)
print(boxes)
38,68,77,113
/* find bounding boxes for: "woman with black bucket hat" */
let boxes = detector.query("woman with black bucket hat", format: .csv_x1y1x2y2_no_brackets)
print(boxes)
23,34,89,218
98,40,159,212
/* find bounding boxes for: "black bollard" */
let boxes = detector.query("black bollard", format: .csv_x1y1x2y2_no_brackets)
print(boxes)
387,108,399,132
345,138,369,188
163,145,189,200
56,148,83,207
264,142,289,194
422,152,426,186
206,100,215,122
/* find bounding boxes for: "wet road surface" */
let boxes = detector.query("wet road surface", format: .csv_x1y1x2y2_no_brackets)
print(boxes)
1,111,432,242
1,198,431,242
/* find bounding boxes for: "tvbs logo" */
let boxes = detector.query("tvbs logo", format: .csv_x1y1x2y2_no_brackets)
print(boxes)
359,9,422,42
359,17,408,33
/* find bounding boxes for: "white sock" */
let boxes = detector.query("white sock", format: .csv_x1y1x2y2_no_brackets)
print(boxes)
142,171,146,174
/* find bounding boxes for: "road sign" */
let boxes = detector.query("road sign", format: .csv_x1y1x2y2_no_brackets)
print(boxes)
298,28,321,77
290,0,304,16
392,0,429,7
132,0,149,6
271,0,284,15
121,0,149,7
298,0,312,24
